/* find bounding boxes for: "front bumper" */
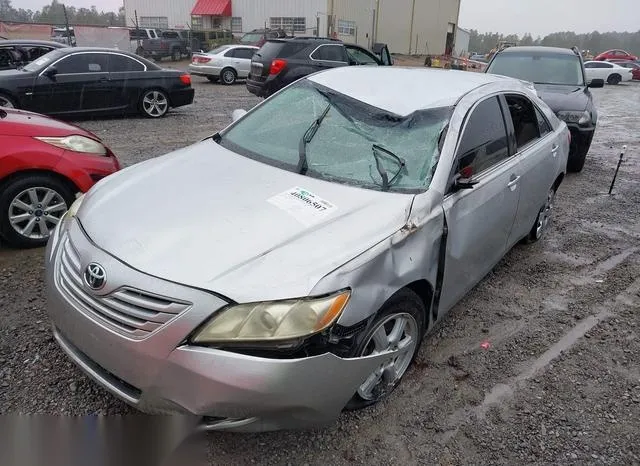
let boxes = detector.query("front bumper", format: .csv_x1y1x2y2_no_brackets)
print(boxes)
169,88,195,108
45,220,395,432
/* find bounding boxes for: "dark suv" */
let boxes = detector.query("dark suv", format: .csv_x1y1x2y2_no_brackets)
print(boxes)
485,46,604,172
246,37,392,98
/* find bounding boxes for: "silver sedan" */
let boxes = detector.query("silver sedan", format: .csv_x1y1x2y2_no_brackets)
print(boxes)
189,44,258,85
45,67,569,432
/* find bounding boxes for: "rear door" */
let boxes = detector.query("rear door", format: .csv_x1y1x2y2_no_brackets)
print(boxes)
229,47,257,77
500,93,559,246
440,95,521,313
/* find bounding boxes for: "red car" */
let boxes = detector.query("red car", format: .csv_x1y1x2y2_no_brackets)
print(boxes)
0,108,120,248
594,49,638,61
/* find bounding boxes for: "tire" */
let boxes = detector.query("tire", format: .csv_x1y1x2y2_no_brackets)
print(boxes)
344,288,426,411
567,131,593,173
139,89,170,118
171,48,180,62
220,68,237,85
0,93,16,108
524,186,556,244
135,46,145,57
607,74,621,85
0,174,75,249
206,76,219,83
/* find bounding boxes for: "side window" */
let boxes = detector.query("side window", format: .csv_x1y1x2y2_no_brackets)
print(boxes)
534,106,552,136
311,44,347,62
504,94,541,150
234,48,256,59
108,54,145,72
456,96,509,176
224,48,237,58
55,53,109,74
345,46,379,65
0,48,17,68
584,62,594,68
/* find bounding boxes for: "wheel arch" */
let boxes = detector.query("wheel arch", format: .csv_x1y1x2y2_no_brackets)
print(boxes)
0,169,80,197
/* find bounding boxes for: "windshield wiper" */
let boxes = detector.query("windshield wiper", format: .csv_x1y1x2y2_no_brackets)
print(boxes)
371,144,405,191
297,103,331,175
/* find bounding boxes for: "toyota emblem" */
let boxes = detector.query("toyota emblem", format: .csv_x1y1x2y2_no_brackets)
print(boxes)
84,263,106,290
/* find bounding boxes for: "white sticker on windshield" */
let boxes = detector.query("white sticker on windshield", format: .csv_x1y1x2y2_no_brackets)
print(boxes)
268,187,337,226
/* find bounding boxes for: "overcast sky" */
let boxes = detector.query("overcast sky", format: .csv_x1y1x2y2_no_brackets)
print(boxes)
16,0,640,37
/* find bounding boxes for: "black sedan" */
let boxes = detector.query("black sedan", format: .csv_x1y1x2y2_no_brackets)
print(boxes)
0,39,67,71
0,47,194,118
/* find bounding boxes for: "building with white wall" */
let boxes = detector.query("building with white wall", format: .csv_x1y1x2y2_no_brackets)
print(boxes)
122,0,462,55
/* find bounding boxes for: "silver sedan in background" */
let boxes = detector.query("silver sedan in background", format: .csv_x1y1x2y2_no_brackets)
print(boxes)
189,44,259,85
45,67,569,432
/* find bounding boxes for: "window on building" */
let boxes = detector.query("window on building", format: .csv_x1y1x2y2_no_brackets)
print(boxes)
337,20,356,36
140,16,169,29
191,16,203,30
270,17,306,33
231,17,242,33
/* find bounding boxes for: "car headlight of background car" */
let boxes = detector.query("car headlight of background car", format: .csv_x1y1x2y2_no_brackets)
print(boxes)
35,135,108,155
59,194,84,232
192,291,351,344
557,110,591,126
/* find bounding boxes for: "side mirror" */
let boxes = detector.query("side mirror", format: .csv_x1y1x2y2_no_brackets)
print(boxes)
588,78,604,88
452,166,478,191
43,65,58,79
231,109,247,122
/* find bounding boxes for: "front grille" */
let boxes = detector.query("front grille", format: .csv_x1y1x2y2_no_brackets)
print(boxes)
57,237,192,339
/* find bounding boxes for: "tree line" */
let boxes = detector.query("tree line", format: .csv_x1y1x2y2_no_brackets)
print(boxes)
469,29,640,55
0,0,125,27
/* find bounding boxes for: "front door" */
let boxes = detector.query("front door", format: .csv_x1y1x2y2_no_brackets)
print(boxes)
36,52,112,115
106,52,147,111
440,95,521,313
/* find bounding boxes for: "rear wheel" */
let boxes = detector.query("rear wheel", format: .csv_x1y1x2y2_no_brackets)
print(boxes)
525,186,556,244
344,289,425,411
0,174,75,249
140,89,169,118
220,68,237,85
0,93,16,108
607,74,621,85
171,48,181,62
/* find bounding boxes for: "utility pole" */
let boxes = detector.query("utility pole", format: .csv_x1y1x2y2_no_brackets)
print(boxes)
374,0,381,44
62,3,72,46
408,0,416,54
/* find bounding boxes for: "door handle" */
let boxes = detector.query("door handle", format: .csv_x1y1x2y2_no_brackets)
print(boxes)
507,175,521,190
551,144,559,157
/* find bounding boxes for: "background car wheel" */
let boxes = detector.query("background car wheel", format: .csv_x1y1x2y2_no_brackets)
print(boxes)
206,76,219,83
607,74,621,85
135,46,145,57
567,131,593,173
171,48,180,61
525,186,556,244
344,288,426,411
140,89,169,118
220,68,237,85
0,93,16,108
0,174,75,249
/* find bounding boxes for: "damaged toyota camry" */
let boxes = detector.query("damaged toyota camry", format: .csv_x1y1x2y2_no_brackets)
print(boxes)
45,67,569,432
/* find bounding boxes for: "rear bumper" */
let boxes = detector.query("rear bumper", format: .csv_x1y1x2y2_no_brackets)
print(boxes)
169,88,195,108
246,77,270,98
45,221,396,432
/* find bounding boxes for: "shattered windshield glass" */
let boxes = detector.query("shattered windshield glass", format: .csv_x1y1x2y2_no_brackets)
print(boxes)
219,80,452,193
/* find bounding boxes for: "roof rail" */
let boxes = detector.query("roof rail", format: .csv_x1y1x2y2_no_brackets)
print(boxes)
292,36,341,42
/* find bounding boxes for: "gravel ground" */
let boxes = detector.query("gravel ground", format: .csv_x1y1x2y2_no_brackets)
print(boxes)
1,69,639,465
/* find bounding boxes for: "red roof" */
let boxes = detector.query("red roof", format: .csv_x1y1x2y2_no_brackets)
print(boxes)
191,0,232,16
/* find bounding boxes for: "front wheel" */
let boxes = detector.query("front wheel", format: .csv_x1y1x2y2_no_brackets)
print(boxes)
344,289,425,411
140,89,169,118
0,174,75,249
0,93,16,108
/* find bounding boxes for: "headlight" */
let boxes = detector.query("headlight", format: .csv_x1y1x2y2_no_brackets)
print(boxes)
557,110,591,126
60,194,85,230
192,290,351,344
35,135,107,155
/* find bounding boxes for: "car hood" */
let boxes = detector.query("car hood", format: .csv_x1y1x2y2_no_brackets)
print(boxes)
0,108,100,138
78,139,415,303
534,84,589,113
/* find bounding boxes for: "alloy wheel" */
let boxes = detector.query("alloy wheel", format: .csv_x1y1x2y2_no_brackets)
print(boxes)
357,313,419,401
142,91,168,117
535,188,556,239
222,70,236,84
0,95,15,108
8,187,67,240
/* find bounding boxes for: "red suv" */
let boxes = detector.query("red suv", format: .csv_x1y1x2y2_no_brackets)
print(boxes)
0,108,120,248
594,49,638,61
